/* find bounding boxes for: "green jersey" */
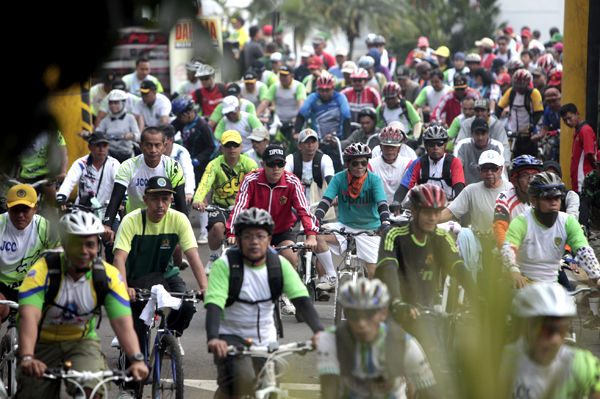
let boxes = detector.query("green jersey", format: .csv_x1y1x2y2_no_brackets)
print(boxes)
20,131,66,179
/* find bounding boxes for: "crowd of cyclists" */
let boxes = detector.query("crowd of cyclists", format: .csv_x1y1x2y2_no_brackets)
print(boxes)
0,20,599,399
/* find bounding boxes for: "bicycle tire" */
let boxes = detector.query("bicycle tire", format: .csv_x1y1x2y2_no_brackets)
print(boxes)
0,334,15,398
334,273,352,325
274,299,284,338
445,277,460,314
152,334,184,399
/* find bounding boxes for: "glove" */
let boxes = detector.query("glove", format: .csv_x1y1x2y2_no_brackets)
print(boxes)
391,300,416,322
56,194,67,205
192,158,200,167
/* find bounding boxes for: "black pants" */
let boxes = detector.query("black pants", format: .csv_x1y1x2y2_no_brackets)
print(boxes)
513,135,537,157
215,335,267,396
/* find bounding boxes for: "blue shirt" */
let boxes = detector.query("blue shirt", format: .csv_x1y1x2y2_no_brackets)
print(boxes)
323,170,387,230
542,106,560,131
298,92,351,138
400,161,416,188
328,66,344,80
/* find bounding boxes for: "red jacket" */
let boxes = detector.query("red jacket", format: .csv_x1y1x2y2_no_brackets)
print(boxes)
431,88,481,126
227,169,319,237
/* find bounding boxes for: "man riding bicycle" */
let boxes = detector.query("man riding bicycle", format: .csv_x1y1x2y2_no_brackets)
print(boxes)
314,143,390,286
205,207,323,399
317,278,439,399
17,212,148,399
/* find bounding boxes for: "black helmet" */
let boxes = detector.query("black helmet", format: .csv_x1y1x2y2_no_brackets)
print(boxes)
233,207,274,236
357,107,377,122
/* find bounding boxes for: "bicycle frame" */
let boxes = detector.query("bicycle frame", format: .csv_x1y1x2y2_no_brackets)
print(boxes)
0,301,19,399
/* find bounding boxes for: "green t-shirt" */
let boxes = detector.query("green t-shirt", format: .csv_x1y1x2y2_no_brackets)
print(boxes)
446,116,462,151
375,102,421,130
20,131,66,179
114,208,197,280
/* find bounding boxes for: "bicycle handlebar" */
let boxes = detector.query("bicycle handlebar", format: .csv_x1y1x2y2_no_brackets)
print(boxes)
134,288,204,302
227,339,314,356
273,244,311,252
205,205,233,213
0,300,19,310
63,203,107,213
319,227,379,237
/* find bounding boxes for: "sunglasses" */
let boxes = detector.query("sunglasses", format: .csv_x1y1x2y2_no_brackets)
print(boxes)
200,77,212,81
352,79,365,83
480,166,500,172
425,141,447,148
538,322,569,339
351,160,368,167
223,142,241,148
345,308,379,320
266,161,285,169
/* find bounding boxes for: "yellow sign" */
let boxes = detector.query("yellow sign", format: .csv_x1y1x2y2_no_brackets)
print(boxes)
174,21,194,48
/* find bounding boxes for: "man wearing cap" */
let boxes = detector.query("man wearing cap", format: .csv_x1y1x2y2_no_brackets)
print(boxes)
312,33,336,70
132,80,172,131
231,17,248,49
531,68,547,98
497,73,512,96
0,185,60,328
532,88,561,144
270,52,285,75
395,66,421,103
122,56,164,97
303,56,332,94
404,36,434,67
444,53,470,86
294,45,314,83
214,96,262,151
517,28,544,56
273,25,290,58
241,25,264,73
192,130,258,273
113,176,207,374
327,46,348,80
547,70,562,92
246,126,270,166
431,74,481,127
210,84,257,127
240,70,268,110
454,118,506,185
456,98,510,166
475,37,497,70
335,61,356,92
90,69,116,119
262,25,273,44
433,46,451,72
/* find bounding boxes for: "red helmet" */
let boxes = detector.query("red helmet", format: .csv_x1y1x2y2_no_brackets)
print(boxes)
382,82,401,98
316,75,335,89
379,126,404,146
409,184,447,210
350,68,369,79
343,142,372,161
512,69,532,88
538,54,556,76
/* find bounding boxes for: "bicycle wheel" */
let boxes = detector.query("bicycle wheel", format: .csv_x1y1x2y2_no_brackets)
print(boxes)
0,335,15,398
152,334,184,399
274,299,284,337
334,273,352,325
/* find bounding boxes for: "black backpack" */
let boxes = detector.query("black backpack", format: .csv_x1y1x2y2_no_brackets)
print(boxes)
224,248,283,307
508,87,533,120
292,150,324,189
417,154,455,187
192,83,227,111
377,99,409,127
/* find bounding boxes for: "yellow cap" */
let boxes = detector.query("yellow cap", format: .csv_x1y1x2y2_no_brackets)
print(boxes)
221,130,242,145
7,184,37,208
434,46,450,58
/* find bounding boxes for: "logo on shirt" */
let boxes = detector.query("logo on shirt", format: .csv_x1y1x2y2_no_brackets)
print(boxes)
425,254,434,266
160,239,171,249
279,196,288,205
26,270,36,278
16,189,26,198
0,241,16,252
554,237,562,246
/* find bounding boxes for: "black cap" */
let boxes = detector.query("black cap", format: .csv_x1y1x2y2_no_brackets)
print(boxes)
491,58,505,71
102,69,117,85
139,80,157,93
88,131,110,144
243,70,258,82
396,65,410,79
471,118,489,132
453,74,468,89
112,79,126,90
262,144,286,164
144,176,176,194
278,65,292,75
226,83,241,96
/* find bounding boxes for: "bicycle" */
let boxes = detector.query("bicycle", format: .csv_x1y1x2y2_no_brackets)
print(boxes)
43,361,132,399
273,244,312,326
116,288,202,399
0,301,19,399
225,339,314,399
567,286,600,345
318,227,379,325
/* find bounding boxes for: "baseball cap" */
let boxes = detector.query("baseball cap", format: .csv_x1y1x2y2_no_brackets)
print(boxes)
497,73,511,86
553,42,563,52
551,32,563,43
478,150,503,167
300,45,314,58
270,52,284,62
504,25,514,34
475,37,494,49
434,46,450,58
262,25,273,35
298,129,319,143
471,118,490,132
312,33,328,45
144,176,176,194
417,36,429,47
243,71,258,83
112,80,126,91
139,80,157,93
102,69,117,85
88,131,111,144
521,28,532,38
221,130,243,145
226,83,241,96
7,185,37,208
341,61,356,74
248,126,270,142
274,25,284,35
222,96,240,114
532,67,544,76
335,46,348,56
473,98,490,110
453,74,468,89
262,144,286,164
396,65,410,79
308,56,323,70
548,70,562,86
491,58,505,72
278,65,292,75
454,52,465,61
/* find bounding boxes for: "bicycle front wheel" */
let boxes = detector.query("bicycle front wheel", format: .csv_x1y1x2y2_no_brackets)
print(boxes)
334,273,352,325
0,334,16,398
152,334,184,399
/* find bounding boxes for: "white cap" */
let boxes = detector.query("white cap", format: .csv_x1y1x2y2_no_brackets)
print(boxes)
300,45,314,58
478,150,503,166
335,46,348,56
298,129,319,143
270,52,284,62
341,61,356,74
222,96,240,114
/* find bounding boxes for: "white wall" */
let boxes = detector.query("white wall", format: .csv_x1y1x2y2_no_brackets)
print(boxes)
498,0,564,42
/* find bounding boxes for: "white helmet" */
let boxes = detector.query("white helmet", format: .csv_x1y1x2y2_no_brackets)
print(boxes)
195,64,215,78
60,212,105,237
107,89,127,115
512,283,576,318
185,61,202,72
338,278,390,310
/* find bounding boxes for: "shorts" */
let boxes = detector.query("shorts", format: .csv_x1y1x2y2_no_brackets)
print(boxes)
16,338,109,399
207,209,231,232
215,334,267,396
324,222,381,264
271,228,296,247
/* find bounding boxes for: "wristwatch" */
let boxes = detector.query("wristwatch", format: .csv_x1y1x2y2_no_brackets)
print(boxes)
129,353,144,363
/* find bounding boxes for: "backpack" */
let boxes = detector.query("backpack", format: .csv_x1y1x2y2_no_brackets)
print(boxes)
417,154,455,187
193,83,227,112
224,247,283,308
378,100,410,129
292,150,324,189
43,251,109,326
508,87,533,121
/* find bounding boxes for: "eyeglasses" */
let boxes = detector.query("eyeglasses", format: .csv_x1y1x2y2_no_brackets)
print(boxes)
266,161,285,169
200,77,212,81
480,166,500,172
351,160,368,167
518,172,538,180
344,308,379,320
425,141,447,148
240,234,269,242
223,142,241,148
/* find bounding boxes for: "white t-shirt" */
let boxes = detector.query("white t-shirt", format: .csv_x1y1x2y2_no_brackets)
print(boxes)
241,81,267,109
284,153,335,201
448,180,511,232
372,144,417,161
369,155,413,203
176,80,202,95
508,92,531,132
245,149,263,168
90,83,110,116
425,85,452,109
167,143,196,195
132,93,172,127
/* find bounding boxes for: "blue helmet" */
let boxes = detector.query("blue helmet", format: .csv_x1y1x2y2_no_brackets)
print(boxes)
171,95,195,116
510,155,543,178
